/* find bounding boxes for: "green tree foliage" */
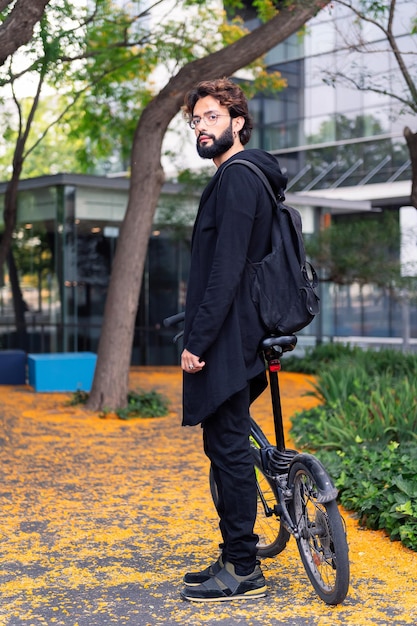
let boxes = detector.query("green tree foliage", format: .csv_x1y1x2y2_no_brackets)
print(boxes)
0,98,83,178
1,0,267,332
65,2,287,174
0,0,287,179
0,0,220,180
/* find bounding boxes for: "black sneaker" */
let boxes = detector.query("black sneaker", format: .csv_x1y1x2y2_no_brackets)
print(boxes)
181,561,267,602
183,556,223,586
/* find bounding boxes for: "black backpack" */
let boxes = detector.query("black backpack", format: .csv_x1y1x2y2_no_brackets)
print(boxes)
220,159,320,335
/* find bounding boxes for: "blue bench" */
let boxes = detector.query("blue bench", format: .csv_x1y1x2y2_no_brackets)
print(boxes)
28,352,97,392
0,350,27,384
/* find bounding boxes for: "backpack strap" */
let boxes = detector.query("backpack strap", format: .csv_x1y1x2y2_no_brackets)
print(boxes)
218,158,279,205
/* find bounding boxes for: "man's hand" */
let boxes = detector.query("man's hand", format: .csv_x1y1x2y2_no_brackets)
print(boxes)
181,348,205,374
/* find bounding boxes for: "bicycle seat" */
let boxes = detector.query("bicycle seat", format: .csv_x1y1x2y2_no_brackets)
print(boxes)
259,335,297,354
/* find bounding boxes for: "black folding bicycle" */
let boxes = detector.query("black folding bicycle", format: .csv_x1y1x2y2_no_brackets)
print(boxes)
164,313,350,605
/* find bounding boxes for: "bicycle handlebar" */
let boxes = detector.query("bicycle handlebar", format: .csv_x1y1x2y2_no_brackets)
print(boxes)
163,312,185,328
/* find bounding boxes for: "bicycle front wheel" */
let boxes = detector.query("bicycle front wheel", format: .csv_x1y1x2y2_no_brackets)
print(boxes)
289,461,350,605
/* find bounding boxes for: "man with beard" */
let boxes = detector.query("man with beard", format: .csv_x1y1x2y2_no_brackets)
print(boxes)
179,78,287,602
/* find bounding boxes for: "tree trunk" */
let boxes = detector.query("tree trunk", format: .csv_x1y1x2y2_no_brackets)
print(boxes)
404,126,417,209
0,0,51,66
87,0,330,411
0,161,22,271
7,249,28,350
0,149,28,349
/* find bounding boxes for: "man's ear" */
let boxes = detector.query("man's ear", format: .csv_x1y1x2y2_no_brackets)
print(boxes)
233,116,245,133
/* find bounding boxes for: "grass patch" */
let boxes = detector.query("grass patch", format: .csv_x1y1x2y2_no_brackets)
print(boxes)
67,390,89,406
69,388,169,419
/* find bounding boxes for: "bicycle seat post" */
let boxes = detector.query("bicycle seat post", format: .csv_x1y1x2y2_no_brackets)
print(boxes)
260,335,297,454
268,363,286,453
261,345,286,452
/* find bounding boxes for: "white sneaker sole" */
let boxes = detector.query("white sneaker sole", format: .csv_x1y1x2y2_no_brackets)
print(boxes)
181,586,268,602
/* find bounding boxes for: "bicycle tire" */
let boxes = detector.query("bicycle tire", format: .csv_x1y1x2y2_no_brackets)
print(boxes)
209,447,290,558
250,445,290,557
288,460,350,605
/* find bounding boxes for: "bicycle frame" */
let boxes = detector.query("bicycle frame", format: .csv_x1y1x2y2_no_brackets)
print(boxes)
256,334,339,535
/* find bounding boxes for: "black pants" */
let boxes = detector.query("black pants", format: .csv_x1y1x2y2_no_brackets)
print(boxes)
203,385,258,575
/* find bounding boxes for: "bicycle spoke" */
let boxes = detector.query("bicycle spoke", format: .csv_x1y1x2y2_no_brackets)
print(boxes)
289,462,350,604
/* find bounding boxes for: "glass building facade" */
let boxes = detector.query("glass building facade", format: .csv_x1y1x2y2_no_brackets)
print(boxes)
1,1,416,362
3,173,369,361
250,1,414,189
247,0,416,345
0,175,192,363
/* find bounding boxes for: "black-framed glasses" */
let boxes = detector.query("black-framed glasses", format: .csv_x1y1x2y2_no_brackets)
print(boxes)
188,112,230,130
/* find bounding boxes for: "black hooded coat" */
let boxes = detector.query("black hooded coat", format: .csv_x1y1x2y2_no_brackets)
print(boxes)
182,148,287,426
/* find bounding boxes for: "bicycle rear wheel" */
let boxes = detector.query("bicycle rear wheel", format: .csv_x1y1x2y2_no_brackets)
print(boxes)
250,445,290,557
288,460,350,605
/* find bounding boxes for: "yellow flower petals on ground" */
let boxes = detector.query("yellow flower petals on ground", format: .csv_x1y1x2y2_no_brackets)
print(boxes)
0,366,416,625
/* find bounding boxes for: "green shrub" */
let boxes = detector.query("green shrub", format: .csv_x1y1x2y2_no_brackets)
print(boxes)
292,366,417,449
315,442,417,551
67,390,89,405
69,388,169,419
283,342,417,376
289,346,417,551
116,389,169,419
283,342,361,374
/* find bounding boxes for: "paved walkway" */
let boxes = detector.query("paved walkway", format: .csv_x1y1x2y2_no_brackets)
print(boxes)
1,367,416,625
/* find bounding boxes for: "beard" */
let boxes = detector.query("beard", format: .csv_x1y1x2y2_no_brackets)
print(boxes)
196,122,234,159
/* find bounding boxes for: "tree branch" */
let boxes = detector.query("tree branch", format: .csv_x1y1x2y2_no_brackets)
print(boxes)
153,0,328,116
325,71,417,114
0,0,51,65
335,0,417,106
0,0,13,12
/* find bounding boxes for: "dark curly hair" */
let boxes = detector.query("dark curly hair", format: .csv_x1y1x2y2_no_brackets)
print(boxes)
183,77,253,145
